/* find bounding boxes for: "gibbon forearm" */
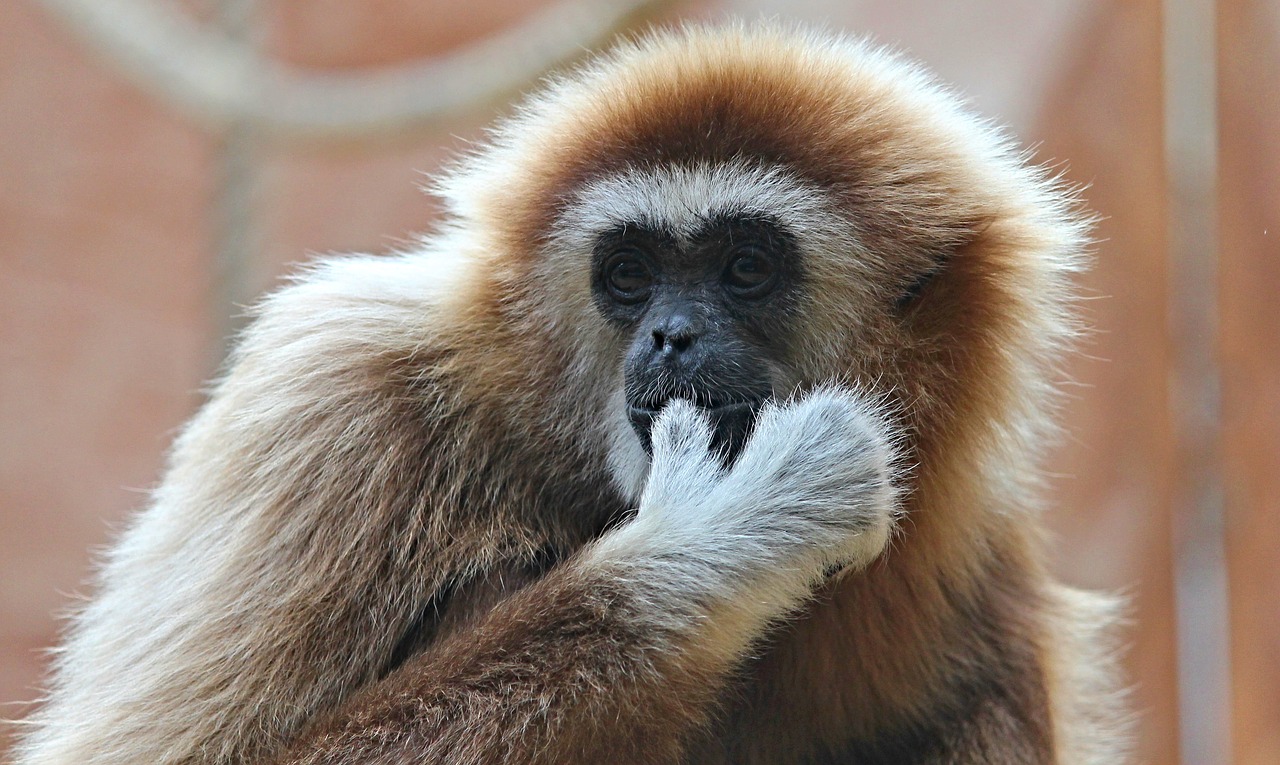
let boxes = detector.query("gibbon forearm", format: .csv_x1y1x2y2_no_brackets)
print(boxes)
278,393,901,765
277,558,739,765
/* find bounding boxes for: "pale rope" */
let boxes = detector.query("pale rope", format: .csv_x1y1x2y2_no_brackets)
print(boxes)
34,0,665,142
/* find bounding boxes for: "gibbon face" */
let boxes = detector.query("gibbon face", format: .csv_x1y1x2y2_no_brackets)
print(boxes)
595,207,802,460
438,25,1081,498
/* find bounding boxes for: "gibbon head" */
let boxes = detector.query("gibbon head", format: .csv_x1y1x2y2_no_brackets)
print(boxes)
436,23,1087,502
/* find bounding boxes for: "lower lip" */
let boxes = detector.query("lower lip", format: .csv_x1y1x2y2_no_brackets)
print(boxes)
628,399,759,421
626,401,765,448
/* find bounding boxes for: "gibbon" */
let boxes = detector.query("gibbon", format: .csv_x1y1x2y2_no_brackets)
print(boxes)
16,22,1128,765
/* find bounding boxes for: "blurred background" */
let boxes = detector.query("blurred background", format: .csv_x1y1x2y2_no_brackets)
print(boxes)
0,0,1275,762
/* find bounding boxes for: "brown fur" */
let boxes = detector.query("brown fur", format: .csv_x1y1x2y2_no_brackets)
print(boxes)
16,23,1126,765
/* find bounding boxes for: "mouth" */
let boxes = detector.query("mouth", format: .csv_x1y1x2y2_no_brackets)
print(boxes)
628,397,765,464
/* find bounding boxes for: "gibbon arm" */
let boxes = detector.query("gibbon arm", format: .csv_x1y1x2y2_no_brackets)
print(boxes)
276,395,900,765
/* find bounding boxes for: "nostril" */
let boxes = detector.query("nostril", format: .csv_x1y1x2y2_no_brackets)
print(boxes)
652,330,695,357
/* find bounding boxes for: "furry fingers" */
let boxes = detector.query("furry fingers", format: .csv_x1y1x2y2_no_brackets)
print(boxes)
596,388,900,627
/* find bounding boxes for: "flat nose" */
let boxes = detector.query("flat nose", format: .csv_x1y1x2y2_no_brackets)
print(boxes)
651,315,699,360
650,305,701,363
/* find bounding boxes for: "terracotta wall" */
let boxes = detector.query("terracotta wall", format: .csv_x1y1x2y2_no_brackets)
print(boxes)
2,1,1275,762
1,0,215,744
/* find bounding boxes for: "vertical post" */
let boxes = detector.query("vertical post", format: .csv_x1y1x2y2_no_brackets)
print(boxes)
1217,2,1280,763
212,0,262,367
1163,1,1231,763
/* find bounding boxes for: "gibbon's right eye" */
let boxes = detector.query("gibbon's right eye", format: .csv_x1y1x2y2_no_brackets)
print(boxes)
604,252,654,303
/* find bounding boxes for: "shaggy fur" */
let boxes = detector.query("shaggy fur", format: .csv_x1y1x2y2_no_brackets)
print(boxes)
15,22,1128,765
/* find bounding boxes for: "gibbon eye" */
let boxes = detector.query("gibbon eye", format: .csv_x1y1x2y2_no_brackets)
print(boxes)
604,251,654,303
724,247,777,296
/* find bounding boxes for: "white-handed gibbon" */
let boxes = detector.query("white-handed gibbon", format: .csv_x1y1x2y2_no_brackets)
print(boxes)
15,22,1128,765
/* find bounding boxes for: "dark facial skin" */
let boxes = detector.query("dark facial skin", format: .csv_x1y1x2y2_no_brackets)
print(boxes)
591,214,803,464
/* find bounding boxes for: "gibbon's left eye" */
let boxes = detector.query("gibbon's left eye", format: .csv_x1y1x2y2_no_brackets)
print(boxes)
604,251,654,303
723,246,778,297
